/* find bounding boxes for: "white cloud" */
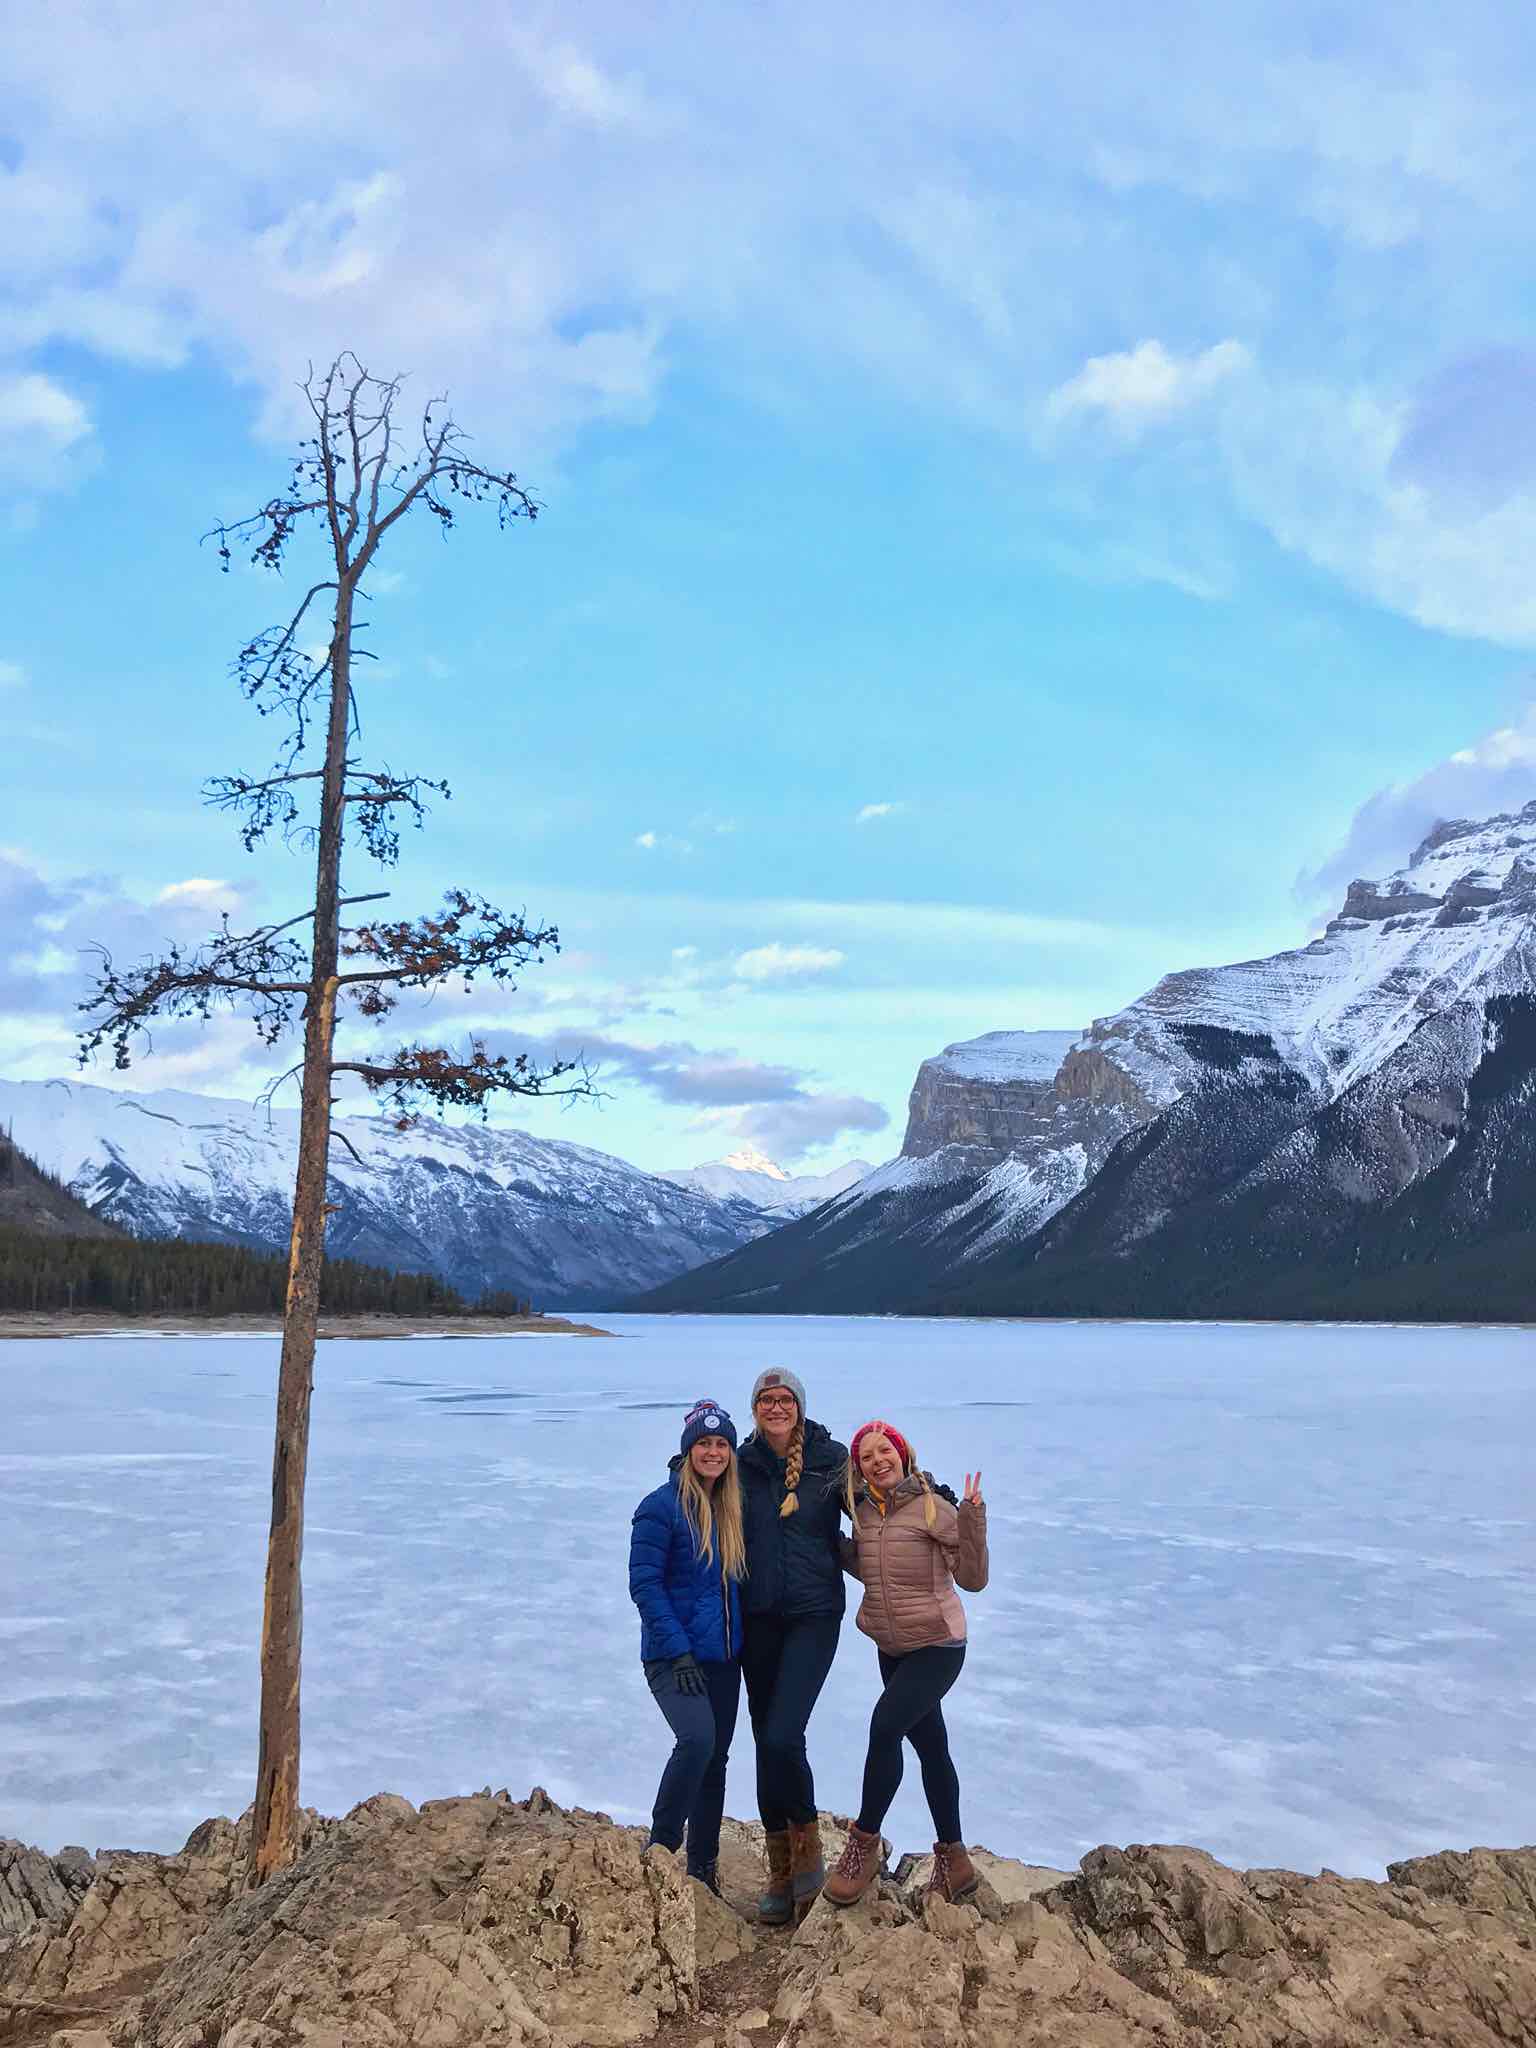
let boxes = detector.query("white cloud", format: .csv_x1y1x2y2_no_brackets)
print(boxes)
855,801,905,824
1220,376,1536,647
733,942,846,983
670,944,698,960
0,661,26,690
634,830,657,849
1046,339,1251,432
728,1092,890,1162
153,877,239,911
1298,702,1536,901
634,829,692,854
0,372,94,489
0,372,91,447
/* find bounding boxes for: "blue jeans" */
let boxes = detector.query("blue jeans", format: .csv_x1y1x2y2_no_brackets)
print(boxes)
644,1657,742,1873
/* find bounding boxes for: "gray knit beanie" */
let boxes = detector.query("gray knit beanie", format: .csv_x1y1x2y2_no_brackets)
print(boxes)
750,1367,806,1420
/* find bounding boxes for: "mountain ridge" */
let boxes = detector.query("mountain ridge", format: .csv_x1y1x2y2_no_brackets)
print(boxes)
0,1078,790,1310
635,800,1536,1321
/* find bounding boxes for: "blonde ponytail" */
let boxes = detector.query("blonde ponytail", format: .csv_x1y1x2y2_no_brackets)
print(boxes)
777,1421,804,1518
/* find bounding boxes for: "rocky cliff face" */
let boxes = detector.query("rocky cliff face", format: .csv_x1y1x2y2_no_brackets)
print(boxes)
637,800,1536,1319
902,1030,1084,1163
2,1790,1533,2047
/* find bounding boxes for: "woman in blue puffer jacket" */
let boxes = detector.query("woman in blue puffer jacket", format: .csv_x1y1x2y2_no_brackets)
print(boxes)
628,1399,746,1892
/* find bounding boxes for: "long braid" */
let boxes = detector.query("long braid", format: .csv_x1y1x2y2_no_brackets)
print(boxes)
778,1420,804,1518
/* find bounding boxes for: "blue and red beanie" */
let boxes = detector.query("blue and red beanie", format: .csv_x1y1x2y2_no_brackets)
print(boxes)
681,1398,738,1457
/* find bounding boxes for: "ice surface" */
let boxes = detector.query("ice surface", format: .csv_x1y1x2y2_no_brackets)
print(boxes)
2,1315,1532,1880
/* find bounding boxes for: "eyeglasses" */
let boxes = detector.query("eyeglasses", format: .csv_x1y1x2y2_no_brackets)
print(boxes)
755,1394,798,1412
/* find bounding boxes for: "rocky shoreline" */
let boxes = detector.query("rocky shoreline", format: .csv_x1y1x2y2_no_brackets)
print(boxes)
2,1791,1532,2046
0,1311,611,1341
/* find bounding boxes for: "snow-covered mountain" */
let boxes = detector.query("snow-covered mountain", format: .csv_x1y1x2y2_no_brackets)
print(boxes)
0,1079,788,1309
662,1144,872,1213
639,801,1536,1320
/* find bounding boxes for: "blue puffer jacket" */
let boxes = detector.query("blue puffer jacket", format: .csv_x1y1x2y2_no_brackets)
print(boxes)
629,1468,743,1665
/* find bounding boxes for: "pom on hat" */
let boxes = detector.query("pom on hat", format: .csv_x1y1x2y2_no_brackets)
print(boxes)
681,1398,738,1458
851,1418,912,1474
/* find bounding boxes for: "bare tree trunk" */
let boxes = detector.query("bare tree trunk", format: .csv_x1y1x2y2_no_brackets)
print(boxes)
248,591,354,1885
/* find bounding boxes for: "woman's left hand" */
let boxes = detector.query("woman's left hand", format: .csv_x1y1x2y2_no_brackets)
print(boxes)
962,1471,984,1508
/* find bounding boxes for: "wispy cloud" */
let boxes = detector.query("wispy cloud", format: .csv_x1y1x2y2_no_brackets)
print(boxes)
1298,702,1536,901
855,801,905,824
153,877,240,911
732,942,845,983
0,660,26,690
1046,339,1250,433
703,1092,891,1162
634,829,693,855
479,1023,889,1160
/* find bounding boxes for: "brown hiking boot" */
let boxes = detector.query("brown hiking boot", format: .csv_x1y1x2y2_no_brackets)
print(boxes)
822,1824,882,1908
788,1819,827,1921
758,1829,794,1926
927,1840,979,1902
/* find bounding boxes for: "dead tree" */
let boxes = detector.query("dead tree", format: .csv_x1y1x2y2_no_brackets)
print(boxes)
78,355,587,1885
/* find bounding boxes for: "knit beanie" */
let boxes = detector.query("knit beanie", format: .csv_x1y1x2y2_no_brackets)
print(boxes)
851,1418,912,1474
750,1367,806,1420
680,1398,737,1458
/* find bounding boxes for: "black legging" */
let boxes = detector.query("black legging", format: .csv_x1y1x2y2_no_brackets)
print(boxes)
741,1612,842,1830
856,1643,966,1843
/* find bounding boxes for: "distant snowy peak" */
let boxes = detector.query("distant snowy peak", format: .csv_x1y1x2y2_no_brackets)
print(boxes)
662,1152,874,1213
720,1144,790,1180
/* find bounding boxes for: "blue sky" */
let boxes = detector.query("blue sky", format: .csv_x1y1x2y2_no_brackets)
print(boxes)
5,1,1536,1169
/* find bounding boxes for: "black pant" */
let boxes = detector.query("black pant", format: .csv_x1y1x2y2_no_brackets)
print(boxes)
740,1612,842,1830
644,1657,741,1873
856,1643,965,1843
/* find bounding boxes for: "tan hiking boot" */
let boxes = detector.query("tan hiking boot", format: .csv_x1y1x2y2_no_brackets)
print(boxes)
788,1819,827,1921
758,1829,794,1925
927,1840,979,1901
823,1824,882,1908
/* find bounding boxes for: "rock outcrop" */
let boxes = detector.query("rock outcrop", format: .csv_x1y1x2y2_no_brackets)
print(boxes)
2,1793,1533,2048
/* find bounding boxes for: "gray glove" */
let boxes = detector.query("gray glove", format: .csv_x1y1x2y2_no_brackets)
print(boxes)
672,1653,707,1696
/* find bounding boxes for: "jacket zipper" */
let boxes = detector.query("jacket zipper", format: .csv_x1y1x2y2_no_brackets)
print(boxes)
721,1552,732,1658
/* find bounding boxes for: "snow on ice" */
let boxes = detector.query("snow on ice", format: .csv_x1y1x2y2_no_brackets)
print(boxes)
2,1313,1532,1879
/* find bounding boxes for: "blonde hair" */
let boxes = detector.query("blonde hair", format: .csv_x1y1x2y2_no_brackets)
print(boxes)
843,1429,938,1530
679,1449,747,1578
777,1421,804,1519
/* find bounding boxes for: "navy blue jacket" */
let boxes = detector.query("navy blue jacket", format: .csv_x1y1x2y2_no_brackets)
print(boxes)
738,1419,849,1621
628,1469,743,1665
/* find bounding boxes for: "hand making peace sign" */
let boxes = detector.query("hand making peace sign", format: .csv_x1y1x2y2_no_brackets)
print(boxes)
963,1471,984,1508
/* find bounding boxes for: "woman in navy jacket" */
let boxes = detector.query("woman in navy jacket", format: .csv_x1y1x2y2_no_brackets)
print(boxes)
628,1399,746,1891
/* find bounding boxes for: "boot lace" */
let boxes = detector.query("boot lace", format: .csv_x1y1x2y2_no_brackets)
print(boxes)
928,1846,951,1897
834,1832,869,1880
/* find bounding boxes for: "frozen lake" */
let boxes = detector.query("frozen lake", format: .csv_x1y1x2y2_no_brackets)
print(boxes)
2,1314,1532,1876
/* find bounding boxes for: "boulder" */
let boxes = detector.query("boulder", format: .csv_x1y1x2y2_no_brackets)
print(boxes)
0,1838,95,1957
113,1791,749,2048
773,1838,1536,2046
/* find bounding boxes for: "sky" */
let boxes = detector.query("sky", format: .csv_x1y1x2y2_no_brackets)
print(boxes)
5,1,1536,1172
